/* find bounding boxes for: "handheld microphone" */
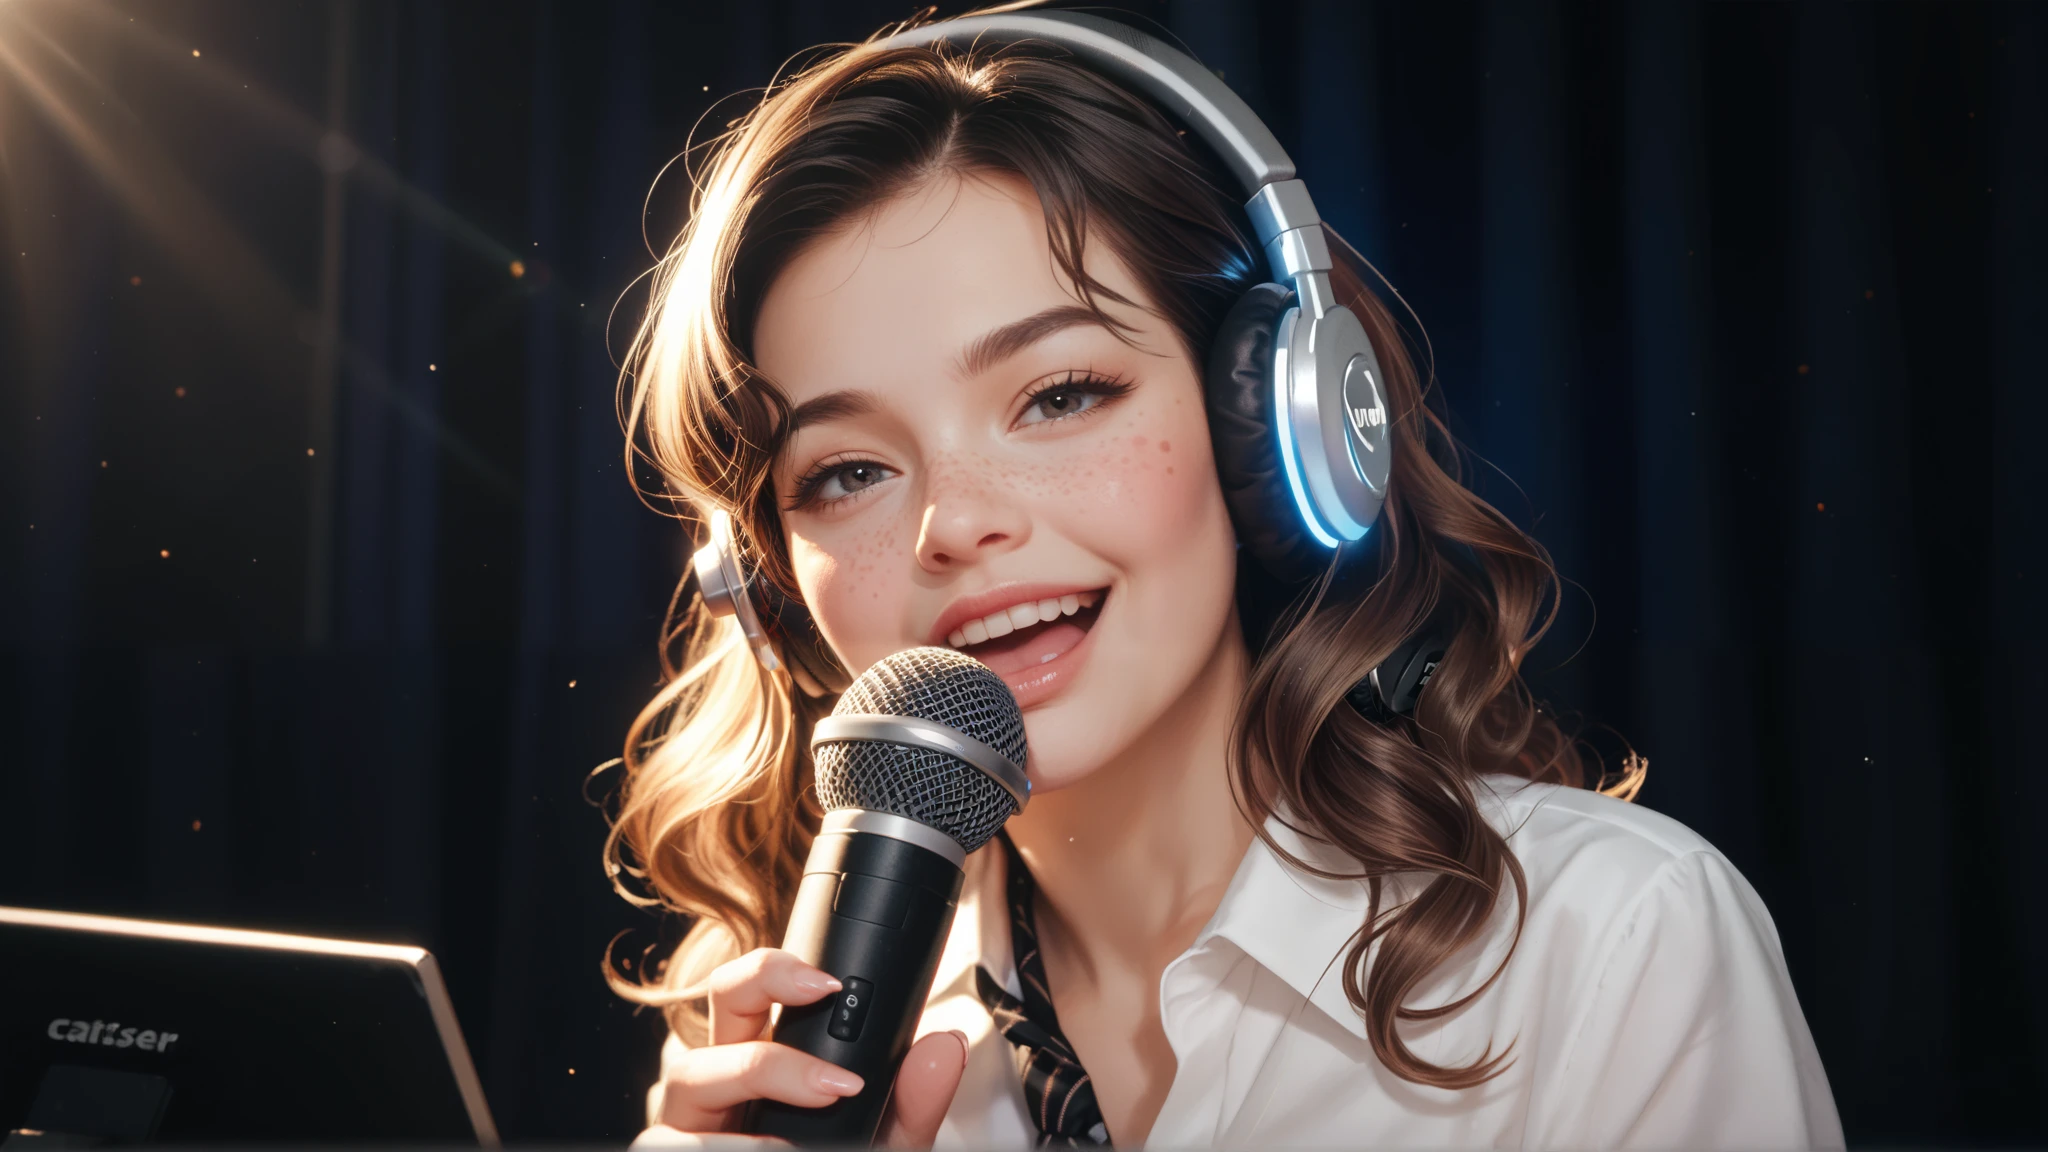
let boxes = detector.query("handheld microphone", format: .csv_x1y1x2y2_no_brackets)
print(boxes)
741,646,1029,1145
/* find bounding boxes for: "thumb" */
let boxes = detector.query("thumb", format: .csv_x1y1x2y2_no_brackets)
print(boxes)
880,1030,969,1149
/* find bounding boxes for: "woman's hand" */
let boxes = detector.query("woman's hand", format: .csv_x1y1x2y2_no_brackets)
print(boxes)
632,948,968,1148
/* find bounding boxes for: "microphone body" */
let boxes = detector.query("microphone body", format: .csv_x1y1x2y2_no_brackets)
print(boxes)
743,814,964,1144
739,647,1029,1146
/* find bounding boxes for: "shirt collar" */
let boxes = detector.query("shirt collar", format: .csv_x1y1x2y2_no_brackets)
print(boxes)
1191,812,1379,1041
1200,777,1536,1041
948,815,1382,1043
943,845,1019,1008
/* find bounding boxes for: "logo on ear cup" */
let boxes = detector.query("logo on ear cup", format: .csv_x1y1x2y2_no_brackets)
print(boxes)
1336,350,1393,500
1343,357,1386,450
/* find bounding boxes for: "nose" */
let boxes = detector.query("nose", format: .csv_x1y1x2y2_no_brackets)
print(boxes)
915,458,1029,573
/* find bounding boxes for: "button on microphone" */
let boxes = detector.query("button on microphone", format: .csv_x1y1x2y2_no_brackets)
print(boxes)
827,976,876,1041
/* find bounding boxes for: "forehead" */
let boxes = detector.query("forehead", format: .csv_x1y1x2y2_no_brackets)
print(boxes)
752,171,1141,404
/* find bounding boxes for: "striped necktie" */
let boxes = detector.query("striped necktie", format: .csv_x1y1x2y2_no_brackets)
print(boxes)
974,834,1111,1146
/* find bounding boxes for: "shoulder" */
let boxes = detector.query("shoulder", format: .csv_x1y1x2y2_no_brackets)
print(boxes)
1474,773,1751,925
1440,775,1791,1007
1477,772,1717,864
1466,779,1841,1145
1259,775,1837,1144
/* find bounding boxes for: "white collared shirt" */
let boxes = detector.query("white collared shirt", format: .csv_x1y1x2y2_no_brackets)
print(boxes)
651,776,1842,1148
918,775,1842,1149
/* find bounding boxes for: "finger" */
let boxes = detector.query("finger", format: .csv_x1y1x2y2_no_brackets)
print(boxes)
631,1125,791,1150
660,1041,865,1133
626,1123,786,1139
708,949,843,1047
880,1031,969,1149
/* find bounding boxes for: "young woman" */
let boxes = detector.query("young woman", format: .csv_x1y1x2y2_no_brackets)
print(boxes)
607,11,1840,1148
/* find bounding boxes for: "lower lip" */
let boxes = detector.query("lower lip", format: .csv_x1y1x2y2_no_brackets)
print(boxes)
978,603,1104,711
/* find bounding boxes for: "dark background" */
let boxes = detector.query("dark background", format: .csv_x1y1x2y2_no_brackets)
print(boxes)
3,0,2042,1142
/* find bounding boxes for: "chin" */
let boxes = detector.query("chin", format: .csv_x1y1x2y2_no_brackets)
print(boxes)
1009,642,1196,797
1014,722,1119,795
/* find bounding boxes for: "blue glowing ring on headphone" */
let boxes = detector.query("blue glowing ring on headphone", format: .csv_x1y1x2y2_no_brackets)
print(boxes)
1273,307,1341,549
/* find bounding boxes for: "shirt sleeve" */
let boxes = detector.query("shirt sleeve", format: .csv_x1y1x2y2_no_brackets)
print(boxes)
1529,849,1844,1150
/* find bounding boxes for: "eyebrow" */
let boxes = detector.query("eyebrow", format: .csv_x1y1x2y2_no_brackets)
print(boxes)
783,388,881,439
779,305,1122,441
956,304,1117,378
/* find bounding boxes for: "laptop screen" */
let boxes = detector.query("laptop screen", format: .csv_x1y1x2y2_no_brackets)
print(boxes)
0,906,497,1144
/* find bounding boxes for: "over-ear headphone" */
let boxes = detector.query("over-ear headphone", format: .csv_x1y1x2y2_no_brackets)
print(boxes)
690,10,1447,716
693,508,856,698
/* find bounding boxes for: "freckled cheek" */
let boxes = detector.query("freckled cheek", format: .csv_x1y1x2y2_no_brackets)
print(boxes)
1073,416,1224,557
788,524,913,667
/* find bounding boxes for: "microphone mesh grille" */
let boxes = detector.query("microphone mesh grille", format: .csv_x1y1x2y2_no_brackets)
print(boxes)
812,647,1026,853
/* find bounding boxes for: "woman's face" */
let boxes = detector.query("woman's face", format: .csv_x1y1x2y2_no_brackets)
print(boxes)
753,171,1242,791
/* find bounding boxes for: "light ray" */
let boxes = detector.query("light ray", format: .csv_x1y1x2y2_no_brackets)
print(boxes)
0,6,307,376
335,336,521,501
7,4,144,132
66,0,527,273
0,0,523,508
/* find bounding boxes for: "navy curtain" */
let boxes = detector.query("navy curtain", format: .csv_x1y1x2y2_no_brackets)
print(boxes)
1,0,2041,1140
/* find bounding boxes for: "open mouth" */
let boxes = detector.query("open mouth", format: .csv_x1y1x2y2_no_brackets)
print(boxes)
944,589,1107,680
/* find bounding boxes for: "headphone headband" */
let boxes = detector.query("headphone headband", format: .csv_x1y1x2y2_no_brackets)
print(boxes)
871,12,1340,320
874,12,1292,189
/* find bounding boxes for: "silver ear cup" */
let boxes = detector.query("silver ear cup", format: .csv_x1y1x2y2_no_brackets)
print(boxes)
690,508,783,673
1248,180,1392,547
1274,304,1391,546
1295,306,1390,541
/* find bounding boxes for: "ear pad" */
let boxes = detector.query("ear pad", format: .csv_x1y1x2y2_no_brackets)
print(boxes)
1345,627,1447,721
1204,282,1329,585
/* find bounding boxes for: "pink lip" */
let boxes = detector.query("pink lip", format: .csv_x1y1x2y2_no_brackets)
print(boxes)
925,581,1109,648
997,605,1103,711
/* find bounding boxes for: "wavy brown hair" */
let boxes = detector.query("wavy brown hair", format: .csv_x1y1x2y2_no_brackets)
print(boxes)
604,16,1644,1089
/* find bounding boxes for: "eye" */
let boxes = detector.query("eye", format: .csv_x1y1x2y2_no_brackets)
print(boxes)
1016,372,1132,428
788,458,896,510
819,462,891,499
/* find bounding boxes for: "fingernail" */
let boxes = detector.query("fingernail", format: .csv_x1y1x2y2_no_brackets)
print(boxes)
816,1066,864,1095
946,1030,969,1060
793,970,843,994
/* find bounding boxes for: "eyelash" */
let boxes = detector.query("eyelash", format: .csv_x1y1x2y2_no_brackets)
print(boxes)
1017,371,1133,427
785,454,890,512
784,371,1133,512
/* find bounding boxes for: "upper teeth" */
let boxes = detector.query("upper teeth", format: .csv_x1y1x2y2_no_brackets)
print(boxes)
947,591,1099,648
